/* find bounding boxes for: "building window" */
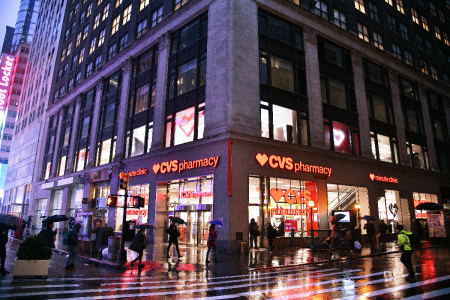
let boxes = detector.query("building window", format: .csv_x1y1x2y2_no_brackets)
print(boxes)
321,77,351,110
98,29,106,46
354,0,365,13
95,55,102,69
324,120,359,156
174,0,188,11
373,32,384,50
400,22,409,41
385,0,393,6
83,25,89,40
333,9,346,29
439,10,445,23
111,15,120,35
404,50,413,66
76,71,82,84
72,55,78,69
94,13,100,30
430,3,437,17
108,43,117,60
102,3,109,21
407,142,429,169
312,0,328,20
140,0,149,11
119,33,128,52
358,22,369,42
392,43,402,60
421,16,429,31
79,47,85,63
136,19,148,39
60,48,66,62
369,2,379,22
435,26,442,40
115,0,122,8
89,37,97,54
87,2,93,18
165,104,204,147
396,0,405,14
421,60,429,75
426,39,433,55
411,8,419,24
416,34,424,50
122,4,132,25
444,32,450,46
86,62,93,77
430,65,438,80
371,132,397,163
367,94,393,124
151,6,163,27
76,32,82,47
388,14,397,32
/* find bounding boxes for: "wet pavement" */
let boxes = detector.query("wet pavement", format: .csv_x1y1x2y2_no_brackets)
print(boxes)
1,237,450,299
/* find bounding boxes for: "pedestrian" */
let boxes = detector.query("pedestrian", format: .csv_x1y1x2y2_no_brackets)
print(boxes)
378,220,388,244
345,226,356,254
0,223,16,275
396,225,415,280
166,223,182,258
267,223,278,252
249,218,259,249
329,222,341,254
129,228,146,267
278,218,285,237
388,223,393,234
65,223,81,271
206,224,218,264
42,222,58,249
364,220,376,248
413,219,424,240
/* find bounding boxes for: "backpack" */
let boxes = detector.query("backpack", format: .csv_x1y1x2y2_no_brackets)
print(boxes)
405,232,421,249
62,231,70,246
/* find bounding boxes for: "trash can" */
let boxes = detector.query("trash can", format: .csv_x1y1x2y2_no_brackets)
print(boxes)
108,236,121,260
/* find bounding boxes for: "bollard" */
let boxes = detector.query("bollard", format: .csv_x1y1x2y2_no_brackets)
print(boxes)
240,242,246,254
290,229,295,247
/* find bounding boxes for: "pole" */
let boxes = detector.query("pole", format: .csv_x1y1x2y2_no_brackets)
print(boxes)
310,207,314,250
119,189,128,262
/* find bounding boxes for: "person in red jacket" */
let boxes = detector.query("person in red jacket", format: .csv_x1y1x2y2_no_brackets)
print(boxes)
206,224,218,264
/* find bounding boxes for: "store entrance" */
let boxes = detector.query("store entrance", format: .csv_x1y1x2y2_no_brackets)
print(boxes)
175,205,212,246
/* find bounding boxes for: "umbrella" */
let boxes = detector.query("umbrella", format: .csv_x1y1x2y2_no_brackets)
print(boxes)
43,215,69,223
416,202,444,211
136,223,156,229
208,220,224,226
362,215,376,221
330,214,346,225
0,214,21,226
169,216,185,224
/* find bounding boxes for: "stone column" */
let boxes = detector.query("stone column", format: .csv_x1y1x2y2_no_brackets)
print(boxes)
88,79,103,167
114,57,132,161
66,96,82,172
418,84,438,171
151,32,170,149
304,27,326,150
351,50,372,158
50,110,63,177
388,70,410,166
204,0,260,137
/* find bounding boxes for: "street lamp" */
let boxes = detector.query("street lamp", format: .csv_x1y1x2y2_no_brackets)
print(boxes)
308,200,315,250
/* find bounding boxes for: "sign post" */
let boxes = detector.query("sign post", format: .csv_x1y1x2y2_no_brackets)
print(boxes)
118,172,129,262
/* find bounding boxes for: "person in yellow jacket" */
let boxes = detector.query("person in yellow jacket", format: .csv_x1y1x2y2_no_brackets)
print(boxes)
396,225,415,280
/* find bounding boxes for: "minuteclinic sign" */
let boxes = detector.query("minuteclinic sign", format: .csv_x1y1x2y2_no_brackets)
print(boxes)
369,173,398,183
0,54,15,111
255,153,332,177
153,156,219,174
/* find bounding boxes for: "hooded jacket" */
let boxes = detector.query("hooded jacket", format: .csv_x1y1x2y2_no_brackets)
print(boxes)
68,223,81,246
397,229,412,251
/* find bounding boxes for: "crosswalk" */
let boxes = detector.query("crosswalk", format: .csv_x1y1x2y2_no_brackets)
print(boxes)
0,263,449,299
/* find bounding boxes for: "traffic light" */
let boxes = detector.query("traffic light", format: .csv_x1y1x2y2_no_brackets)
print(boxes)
106,196,118,207
119,172,129,190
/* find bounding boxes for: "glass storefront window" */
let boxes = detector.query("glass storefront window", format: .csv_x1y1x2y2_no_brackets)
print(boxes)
378,190,410,232
34,198,47,229
413,192,438,219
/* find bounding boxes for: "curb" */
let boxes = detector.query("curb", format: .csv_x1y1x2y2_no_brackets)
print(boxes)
249,244,449,271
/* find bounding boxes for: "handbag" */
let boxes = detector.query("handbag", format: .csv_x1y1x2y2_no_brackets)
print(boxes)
354,240,362,249
129,239,142,252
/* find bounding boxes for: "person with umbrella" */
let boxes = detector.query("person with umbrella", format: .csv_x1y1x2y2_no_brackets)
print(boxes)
129,228,146,267
166,223,182,258
206,223,218,264
0,222,16,274
363,218,376,248
41,221,58,249
65,223,82,271
329,216,342,254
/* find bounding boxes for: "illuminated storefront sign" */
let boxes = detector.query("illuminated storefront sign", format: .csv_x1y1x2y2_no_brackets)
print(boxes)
0,54,15,111
256,153,332,177
269,182,318,217
126,209,147,217
369,173,398,183
153,156,219,174
121,168,148,178
178,191,213,198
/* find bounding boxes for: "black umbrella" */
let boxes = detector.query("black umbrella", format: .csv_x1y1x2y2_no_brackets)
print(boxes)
43,215,69,223
362,215,376,221
0,214,21,226
330,214,346,225
136,223,156,229
416,202,444,211
169,216,185,224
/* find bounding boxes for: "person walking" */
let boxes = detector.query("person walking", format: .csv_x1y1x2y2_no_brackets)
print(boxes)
0,223,16,275
396,225,415,280
278,218,285,237
129,228,146,267
329,222,341,254
249,218,259,249
267,223,278,252
166,223,182,258
206,224,218,264
364,220,376,248
413,219,424,240
378,220,388,244
65,223,81,271
42,222,58,249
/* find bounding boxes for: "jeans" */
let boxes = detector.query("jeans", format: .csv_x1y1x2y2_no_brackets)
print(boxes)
401,250,414,276
167,239,181,256
206,247,217,261
66,245,78,267
250,235,258,248
368,234,374,247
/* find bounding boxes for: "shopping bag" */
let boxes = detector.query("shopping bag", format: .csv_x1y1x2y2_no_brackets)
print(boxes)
354,240,362,249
